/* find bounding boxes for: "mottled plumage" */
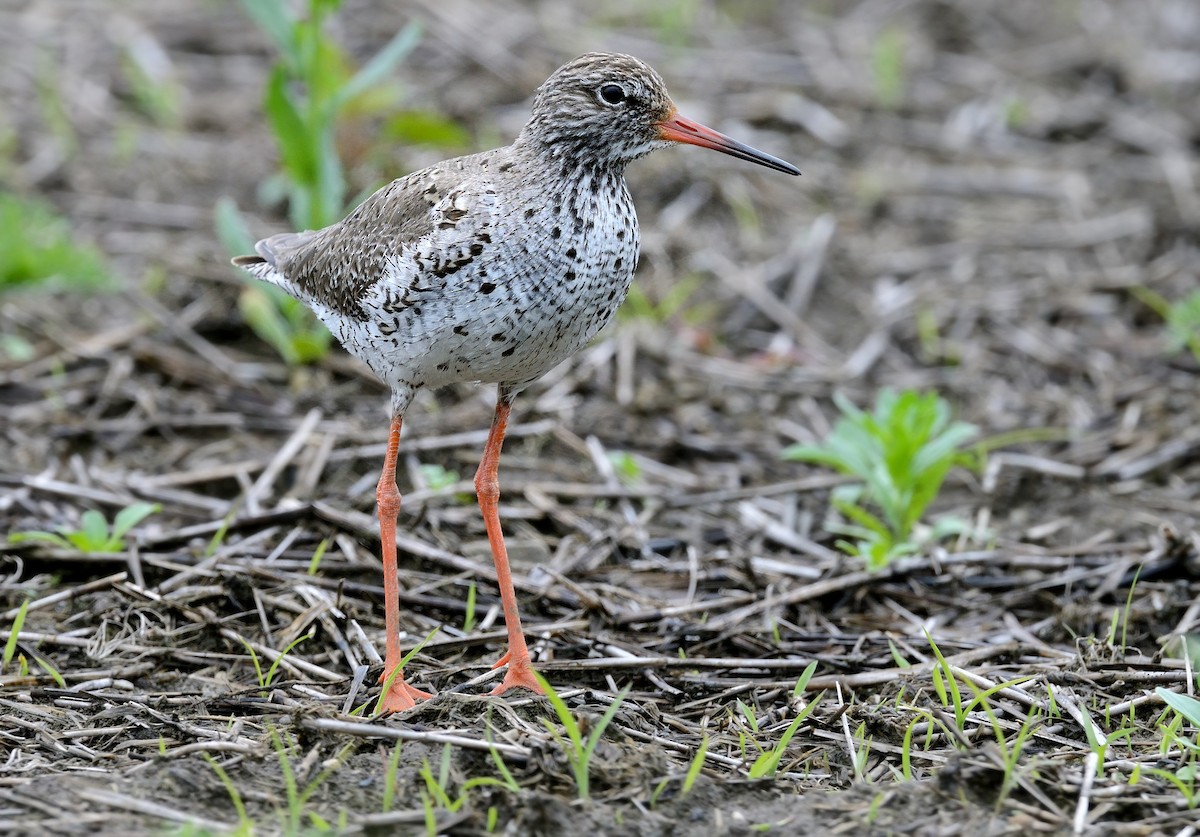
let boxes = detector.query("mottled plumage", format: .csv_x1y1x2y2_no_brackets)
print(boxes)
234,52,799,712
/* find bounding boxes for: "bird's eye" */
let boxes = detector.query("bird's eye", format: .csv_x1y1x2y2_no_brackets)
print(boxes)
598,84,627,105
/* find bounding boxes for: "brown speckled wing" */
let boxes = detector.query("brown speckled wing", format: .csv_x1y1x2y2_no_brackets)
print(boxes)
265,156,485,320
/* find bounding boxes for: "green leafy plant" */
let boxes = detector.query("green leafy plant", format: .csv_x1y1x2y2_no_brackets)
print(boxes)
535,673,631,801
782,390,979,568
223,0,422,365
1157,687,1200,729
0,192,111,292
1132,287,1200,364
871,28,907,108
269,726,353,833
239,0,421,231
201,754,255,836
216,195,333,366
9,502,160,553
418,742,520,816
236,631,314,696
748,693,824,779
2,598,30,674
618,273,714,327
371,627,438,715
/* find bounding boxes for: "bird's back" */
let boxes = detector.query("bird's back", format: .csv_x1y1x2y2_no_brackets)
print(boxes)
235,144,641,397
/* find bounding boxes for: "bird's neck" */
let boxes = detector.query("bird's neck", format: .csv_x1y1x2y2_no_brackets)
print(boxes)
513,128,631,185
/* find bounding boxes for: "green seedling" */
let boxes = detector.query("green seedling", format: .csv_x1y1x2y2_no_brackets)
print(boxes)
655,733,711,805
0,192,111,292
1145,766,1199,809
534,672,631,801
871,28,907,108
1132,286,1200,364
201,754,255,835
372,627,438,715
1157,687,1200,728
269,726,353,833
418,741,520,816
9,502,159,553
737,699,761,734
238,0,421,230
783,389,978,568
382,741,403,813
849,720,871,782
618,272,713,327
747,696,823,779
607,451,643,487
925,632,1032,735
119,45,182,126
1077,700,1132,777
307,538,331,575
462,582,477,634
237,631,313,696
225,0,422,365
2,598,30,674
418,463,472,504
682,734,708,796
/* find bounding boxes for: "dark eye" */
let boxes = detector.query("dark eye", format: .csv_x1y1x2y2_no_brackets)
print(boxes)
598,84,627,105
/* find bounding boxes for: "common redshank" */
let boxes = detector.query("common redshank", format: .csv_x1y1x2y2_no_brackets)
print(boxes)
234,52,799,712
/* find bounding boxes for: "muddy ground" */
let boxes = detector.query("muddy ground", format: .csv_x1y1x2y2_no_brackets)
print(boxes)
2,0,1200,834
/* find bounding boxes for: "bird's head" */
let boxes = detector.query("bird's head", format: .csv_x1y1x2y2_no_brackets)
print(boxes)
520,52,799,176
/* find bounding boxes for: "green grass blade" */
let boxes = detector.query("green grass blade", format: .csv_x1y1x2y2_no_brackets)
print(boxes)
110,502,160,542
333,20,421,110
3,598,30,672
1157,687,1200,726
78,510,110,551
682,735,708,797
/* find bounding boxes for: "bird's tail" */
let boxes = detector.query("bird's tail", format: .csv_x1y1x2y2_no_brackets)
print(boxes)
231,231,319,298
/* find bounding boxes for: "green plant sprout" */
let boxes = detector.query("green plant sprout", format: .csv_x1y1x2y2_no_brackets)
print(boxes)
201,754,255,836
382,740,403,813
617,272,713,327
418,741,520,818
119,45,182,127
871,28,907,108
306,538,331,575
221,0,422,365
2,598,30,674
236,631,313,696
653,732,710,806
0,192,112,293
748,691,824,779
9,502,159,553
372,627,438,715
534,672,631,801
737,699,761,734
783,390,978,568
1157,687,1200,728
238,0,420,231
1132,287,1200,364
269,727,354,833
462,582,478,634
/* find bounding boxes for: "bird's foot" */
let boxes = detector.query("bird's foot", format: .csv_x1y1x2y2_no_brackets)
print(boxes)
377,669,434,714
489,655,545,697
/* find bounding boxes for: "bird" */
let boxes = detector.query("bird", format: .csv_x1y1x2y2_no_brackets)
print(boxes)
233,52,799,713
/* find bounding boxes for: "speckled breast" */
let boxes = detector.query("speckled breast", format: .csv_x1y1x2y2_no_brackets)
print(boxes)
352,169,641,391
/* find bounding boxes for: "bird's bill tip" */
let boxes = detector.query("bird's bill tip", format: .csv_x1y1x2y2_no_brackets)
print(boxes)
657,113,800,176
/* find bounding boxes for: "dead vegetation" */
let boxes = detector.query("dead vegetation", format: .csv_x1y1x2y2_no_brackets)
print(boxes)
2,0,1200,834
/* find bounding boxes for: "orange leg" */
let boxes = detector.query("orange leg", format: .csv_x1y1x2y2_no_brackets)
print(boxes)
476,394,544,696
376,414,434,712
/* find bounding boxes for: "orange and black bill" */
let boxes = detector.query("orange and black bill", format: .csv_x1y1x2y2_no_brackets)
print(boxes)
658,113,800,176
